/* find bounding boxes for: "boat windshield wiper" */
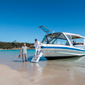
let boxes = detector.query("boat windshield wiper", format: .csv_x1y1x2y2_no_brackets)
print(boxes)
39,25,53,34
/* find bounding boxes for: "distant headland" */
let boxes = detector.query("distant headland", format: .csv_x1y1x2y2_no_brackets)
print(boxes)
0,40,34,50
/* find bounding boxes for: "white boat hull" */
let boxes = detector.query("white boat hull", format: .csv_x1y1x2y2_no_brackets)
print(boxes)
41,44,85,58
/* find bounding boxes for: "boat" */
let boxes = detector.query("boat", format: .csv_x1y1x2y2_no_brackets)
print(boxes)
39,25,85,59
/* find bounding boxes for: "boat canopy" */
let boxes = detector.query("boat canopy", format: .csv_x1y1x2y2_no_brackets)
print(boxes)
42,32,85,42
41,32,85,46
63,32,85,39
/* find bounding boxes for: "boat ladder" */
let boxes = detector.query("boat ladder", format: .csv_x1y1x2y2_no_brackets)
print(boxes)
31,52,43,63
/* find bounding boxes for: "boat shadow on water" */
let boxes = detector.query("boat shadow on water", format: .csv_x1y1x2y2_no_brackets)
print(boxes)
44,56,85,61
27,56,47,62
13,56,47,63
13,56,85,63
13,60,22,62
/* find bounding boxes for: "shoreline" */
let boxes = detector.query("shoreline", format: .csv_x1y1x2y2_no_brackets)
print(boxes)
0,48,34,50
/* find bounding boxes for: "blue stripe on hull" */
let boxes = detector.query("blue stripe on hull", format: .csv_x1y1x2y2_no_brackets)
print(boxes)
41,46,85,52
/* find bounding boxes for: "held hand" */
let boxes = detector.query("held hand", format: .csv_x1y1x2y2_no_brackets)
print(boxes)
18,54,21,58
30,45,34,47
30,45,32,47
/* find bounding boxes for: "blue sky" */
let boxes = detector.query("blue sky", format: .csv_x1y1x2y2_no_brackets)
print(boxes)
0,0,85,43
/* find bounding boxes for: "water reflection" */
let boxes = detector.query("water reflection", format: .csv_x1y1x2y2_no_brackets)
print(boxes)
20,61,46,75
21,62,27,71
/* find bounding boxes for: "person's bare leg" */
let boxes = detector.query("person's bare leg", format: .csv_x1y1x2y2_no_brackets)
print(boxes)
34,49,37,59
37,50,40,56
34,55,36,59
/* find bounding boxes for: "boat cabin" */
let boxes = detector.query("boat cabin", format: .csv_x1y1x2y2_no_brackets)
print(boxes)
39,25,85,47
42,32,85,47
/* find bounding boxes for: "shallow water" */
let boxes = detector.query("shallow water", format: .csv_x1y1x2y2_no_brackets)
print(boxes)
0,49,85,85
0,49,47,70
0,49,85,70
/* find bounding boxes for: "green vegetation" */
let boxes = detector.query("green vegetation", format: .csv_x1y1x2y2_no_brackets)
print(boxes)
0,40,34,49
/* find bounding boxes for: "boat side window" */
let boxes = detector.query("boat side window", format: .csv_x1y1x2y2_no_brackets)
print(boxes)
42,35,54,44
49,38,57,44
42,33,70,46
42,36,48,44
48,33,70,46
72,38,84,45
66,35,73,45
54,34,70,46
46,33,61,44
55,39,70,46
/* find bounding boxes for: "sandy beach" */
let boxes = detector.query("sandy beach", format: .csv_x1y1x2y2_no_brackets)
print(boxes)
0,50,85,85
0,62,85,85
0,65,31,85
0,0,85,84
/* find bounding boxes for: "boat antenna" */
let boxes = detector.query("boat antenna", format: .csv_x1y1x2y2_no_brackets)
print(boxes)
39,25,53,34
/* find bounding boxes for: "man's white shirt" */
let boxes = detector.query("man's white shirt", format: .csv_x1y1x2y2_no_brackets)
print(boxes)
34,41,41,50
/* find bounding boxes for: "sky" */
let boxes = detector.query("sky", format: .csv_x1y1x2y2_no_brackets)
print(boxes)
0,0,85,43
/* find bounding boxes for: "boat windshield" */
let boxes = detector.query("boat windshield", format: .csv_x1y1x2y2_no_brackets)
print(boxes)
42,33,70,46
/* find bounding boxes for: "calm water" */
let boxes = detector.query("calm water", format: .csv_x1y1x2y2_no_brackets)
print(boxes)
0,49,85,85
0,49,85,71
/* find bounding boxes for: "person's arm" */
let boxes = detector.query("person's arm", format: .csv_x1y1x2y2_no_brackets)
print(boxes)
20,48,22,55
38,41,42,46
40,42,42,45
30,44,35,47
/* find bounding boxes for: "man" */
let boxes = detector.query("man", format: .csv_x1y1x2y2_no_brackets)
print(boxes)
73,41,76,45
34,39,41,59
20,43,29,62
